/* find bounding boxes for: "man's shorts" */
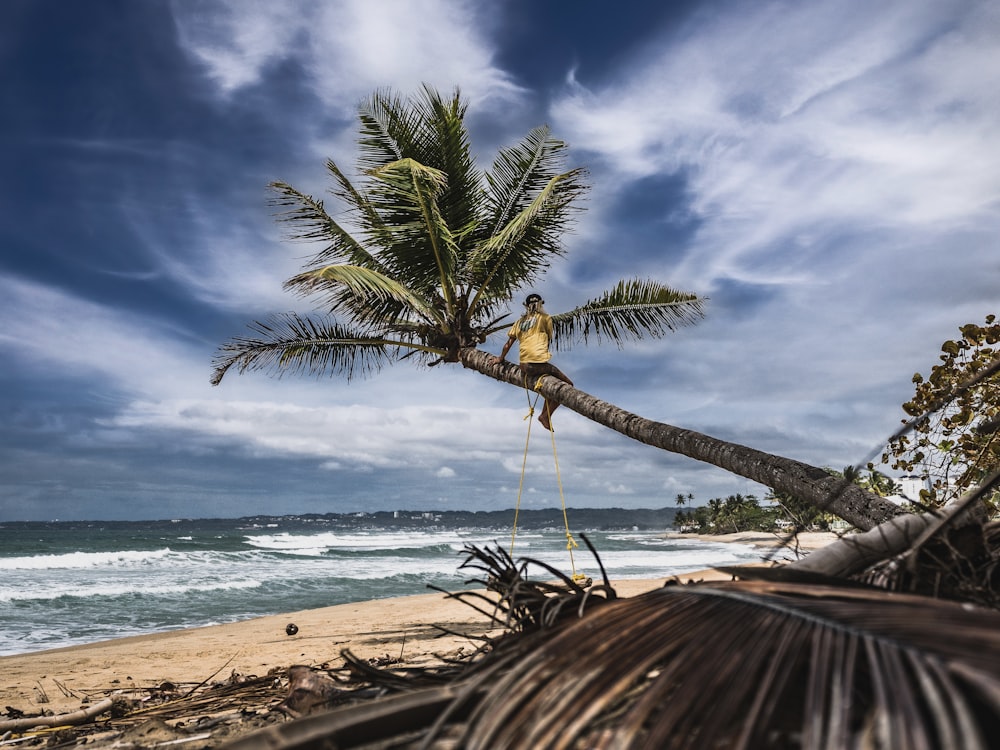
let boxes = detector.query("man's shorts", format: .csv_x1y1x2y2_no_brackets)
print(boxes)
520,361,570,384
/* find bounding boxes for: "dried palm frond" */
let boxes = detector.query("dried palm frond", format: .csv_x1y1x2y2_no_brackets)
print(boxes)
447,579,1000,749
443,538,617,633
224,542,1000,750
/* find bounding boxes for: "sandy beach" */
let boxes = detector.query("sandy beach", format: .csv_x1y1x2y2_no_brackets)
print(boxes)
0,531,837,743
0,578,685,717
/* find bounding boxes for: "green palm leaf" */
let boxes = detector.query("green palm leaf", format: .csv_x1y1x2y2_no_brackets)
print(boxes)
551,278,706,349
320,159,395,265
359,87,482,258
210,313,440,385
467,168,586,317
283,264,443,328
484,126,581,237
269,180,387,273
465,127,587,320
411,86,483,258
367,158,459,310
357,88,417,167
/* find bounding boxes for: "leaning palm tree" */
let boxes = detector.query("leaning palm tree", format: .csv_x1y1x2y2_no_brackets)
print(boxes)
212,85,903,531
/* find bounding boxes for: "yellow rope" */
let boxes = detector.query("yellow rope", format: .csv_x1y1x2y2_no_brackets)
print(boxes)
509,375,584,582
546,410,580,577
508,380,538,556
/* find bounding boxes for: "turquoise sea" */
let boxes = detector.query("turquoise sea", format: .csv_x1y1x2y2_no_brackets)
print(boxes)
0,515,773,656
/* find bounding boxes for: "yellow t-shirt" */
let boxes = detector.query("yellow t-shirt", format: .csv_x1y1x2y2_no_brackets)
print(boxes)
509,313,553,364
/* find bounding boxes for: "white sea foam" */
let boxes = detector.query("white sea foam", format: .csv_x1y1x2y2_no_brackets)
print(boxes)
243,530,496,555
0,577,262,603
0,525,775,657
0,548,175,571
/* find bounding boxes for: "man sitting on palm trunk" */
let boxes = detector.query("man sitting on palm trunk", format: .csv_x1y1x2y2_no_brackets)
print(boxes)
498,293,573,431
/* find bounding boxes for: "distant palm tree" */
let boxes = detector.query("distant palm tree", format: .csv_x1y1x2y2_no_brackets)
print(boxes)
866,468,902,497
212,85,904,531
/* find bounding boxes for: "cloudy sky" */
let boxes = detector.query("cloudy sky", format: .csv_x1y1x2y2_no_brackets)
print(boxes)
2,0,998,521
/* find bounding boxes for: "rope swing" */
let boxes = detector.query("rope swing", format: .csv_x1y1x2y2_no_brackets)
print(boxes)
509,375,589,585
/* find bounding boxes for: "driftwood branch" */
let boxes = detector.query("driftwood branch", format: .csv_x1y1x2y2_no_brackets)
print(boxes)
0,697,114,732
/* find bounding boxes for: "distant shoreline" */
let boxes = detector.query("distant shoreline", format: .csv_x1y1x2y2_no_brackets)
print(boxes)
664,529,841,551
0,507,680,528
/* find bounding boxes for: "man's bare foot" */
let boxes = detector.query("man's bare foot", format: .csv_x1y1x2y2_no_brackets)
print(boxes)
538,412,552,431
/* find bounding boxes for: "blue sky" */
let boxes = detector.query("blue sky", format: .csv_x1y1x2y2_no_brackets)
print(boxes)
2,0,998,521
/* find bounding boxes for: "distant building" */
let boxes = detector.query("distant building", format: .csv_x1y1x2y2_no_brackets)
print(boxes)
898,475,927,502
885,475,928,505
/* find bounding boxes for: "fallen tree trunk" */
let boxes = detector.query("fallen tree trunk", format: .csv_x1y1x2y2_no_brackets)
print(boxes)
789,514,935,578
791,470,1000,578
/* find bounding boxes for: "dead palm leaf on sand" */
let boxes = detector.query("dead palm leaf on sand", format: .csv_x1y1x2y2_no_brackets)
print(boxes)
225,539,1000,750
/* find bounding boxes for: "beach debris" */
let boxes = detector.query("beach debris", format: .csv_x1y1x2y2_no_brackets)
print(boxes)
217,526,1000,750
115,717,192,746
367,653,400,667
0,696,113,732
274,666,344,718
51,678,76,700
285,623,298,636
31,682,48,704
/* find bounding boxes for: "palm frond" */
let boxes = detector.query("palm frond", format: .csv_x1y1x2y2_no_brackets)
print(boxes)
210,313,441,385
319,159,396,264
356,88,418,169
268,179,390,276
466,169,586,318
441,560,1000,750
551,278,707,350
367,158,459,309
283,264,443,328
358,87,483,263
485,126,584,238
411,85,484,262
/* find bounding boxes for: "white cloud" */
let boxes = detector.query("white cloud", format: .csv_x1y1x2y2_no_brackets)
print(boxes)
0,276,202,398
551,0,1000,289
173,0,522,111
109,397,584,471
171,0,299,93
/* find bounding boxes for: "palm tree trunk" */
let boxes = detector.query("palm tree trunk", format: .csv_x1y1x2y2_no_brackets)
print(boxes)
460,348,904,531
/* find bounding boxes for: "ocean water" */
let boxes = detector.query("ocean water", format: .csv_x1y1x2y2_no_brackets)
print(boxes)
0,517,771,657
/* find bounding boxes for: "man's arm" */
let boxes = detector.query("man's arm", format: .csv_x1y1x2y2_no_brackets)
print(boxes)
498,334,515,362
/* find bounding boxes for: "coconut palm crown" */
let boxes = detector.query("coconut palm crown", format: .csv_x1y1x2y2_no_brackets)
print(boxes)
211,85,705,386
